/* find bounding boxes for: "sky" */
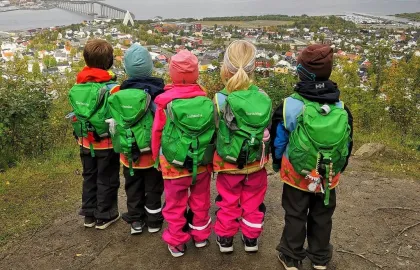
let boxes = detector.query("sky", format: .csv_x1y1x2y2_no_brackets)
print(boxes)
104,0,420,19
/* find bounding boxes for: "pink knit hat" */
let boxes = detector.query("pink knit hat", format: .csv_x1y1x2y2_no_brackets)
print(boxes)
169,50,199,84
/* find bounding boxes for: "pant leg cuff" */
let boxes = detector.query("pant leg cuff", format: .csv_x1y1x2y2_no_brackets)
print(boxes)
147,220,163,228
79,209,95,217
122,212,146,224
94,209,120,220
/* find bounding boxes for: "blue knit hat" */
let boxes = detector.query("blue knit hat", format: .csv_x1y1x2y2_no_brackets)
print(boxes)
124,43,153,78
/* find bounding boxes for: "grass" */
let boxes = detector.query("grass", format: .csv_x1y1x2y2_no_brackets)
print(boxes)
199,20,294,28
0,143,82,247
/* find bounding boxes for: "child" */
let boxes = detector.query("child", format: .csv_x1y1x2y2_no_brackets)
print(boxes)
108,43,164,235
69,39,121,230
213,40,272,253
271,44,353,270
152,50,214,257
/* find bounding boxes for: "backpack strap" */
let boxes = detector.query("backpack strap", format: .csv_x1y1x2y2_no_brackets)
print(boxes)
191,137,198,185
126,129,135,176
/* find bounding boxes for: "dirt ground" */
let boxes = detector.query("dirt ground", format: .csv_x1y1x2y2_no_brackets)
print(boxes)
0,159,419,270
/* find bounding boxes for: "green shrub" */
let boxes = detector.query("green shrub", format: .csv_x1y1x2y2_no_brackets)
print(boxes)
0,58,75,170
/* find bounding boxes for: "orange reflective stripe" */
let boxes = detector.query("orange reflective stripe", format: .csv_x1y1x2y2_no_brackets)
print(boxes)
79,138,113,150
120,153,155,169
280,157,340,192
213,152,268,174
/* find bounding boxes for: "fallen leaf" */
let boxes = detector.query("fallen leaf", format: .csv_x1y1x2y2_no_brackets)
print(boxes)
76,254,82,257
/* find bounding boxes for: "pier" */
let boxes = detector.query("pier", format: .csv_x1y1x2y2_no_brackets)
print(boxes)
53,1,135,20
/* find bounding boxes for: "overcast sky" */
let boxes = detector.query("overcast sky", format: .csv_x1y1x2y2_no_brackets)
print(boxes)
105,0,420,19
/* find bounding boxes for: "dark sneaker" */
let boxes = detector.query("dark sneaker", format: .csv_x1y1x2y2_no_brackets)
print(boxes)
95,213,121,230
278,253,301,270
131,221,146,235
168,244,186,258
242,235,258,253
194,239,209,248
312,264,327,270
216,236,234,253
84,216,95,228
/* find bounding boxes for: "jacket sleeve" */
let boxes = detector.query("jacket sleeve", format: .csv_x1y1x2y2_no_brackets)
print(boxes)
341,105,354,173
274,122,290,160
151,106,166,161
270,103,286,165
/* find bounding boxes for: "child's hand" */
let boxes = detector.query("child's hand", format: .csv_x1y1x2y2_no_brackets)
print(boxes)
105,119,117,135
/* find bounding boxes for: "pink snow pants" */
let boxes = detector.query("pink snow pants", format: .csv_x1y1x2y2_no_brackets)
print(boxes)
162,172,212,246
214,169,268,239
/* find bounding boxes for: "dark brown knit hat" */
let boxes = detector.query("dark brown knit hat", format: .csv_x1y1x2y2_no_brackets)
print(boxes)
297,44,333,81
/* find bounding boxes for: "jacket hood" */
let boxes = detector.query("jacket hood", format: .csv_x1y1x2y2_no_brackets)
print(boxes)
120,77,165,100
155,84,207,108
294,80,340,103
76,67,116,84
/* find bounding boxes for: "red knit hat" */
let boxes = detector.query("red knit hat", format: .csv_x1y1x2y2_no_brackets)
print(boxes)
169,50,199,84
297,44,334,81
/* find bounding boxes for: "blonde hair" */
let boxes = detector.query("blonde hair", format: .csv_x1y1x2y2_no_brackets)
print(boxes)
221,40,257,93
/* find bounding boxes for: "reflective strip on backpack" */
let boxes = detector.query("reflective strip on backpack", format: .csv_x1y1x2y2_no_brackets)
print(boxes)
189,218,212,231
139,147,151,152
226,156,237,162
241,218,264,229
172,160,184,166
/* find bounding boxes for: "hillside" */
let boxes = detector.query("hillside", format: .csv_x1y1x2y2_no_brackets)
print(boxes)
395,12,420,22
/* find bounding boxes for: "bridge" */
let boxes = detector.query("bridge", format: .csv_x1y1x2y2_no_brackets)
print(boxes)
52,1,135,20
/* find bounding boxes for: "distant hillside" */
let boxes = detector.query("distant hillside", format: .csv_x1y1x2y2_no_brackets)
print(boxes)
394,12,420,22
200,15,296,21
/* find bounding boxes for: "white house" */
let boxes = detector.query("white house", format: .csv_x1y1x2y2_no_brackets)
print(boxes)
1,42,16,52
54,50,68,62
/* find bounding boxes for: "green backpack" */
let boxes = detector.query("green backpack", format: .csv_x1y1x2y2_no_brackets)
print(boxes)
161,96,216,184
69,82,115,156
108,89,153,176
287,93,351,205
216,86,272,169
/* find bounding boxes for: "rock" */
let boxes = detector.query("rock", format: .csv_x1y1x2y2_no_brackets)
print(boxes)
354,143,386,159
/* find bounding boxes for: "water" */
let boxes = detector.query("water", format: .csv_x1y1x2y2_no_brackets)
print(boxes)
0,9,89,31
1,0,420,31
